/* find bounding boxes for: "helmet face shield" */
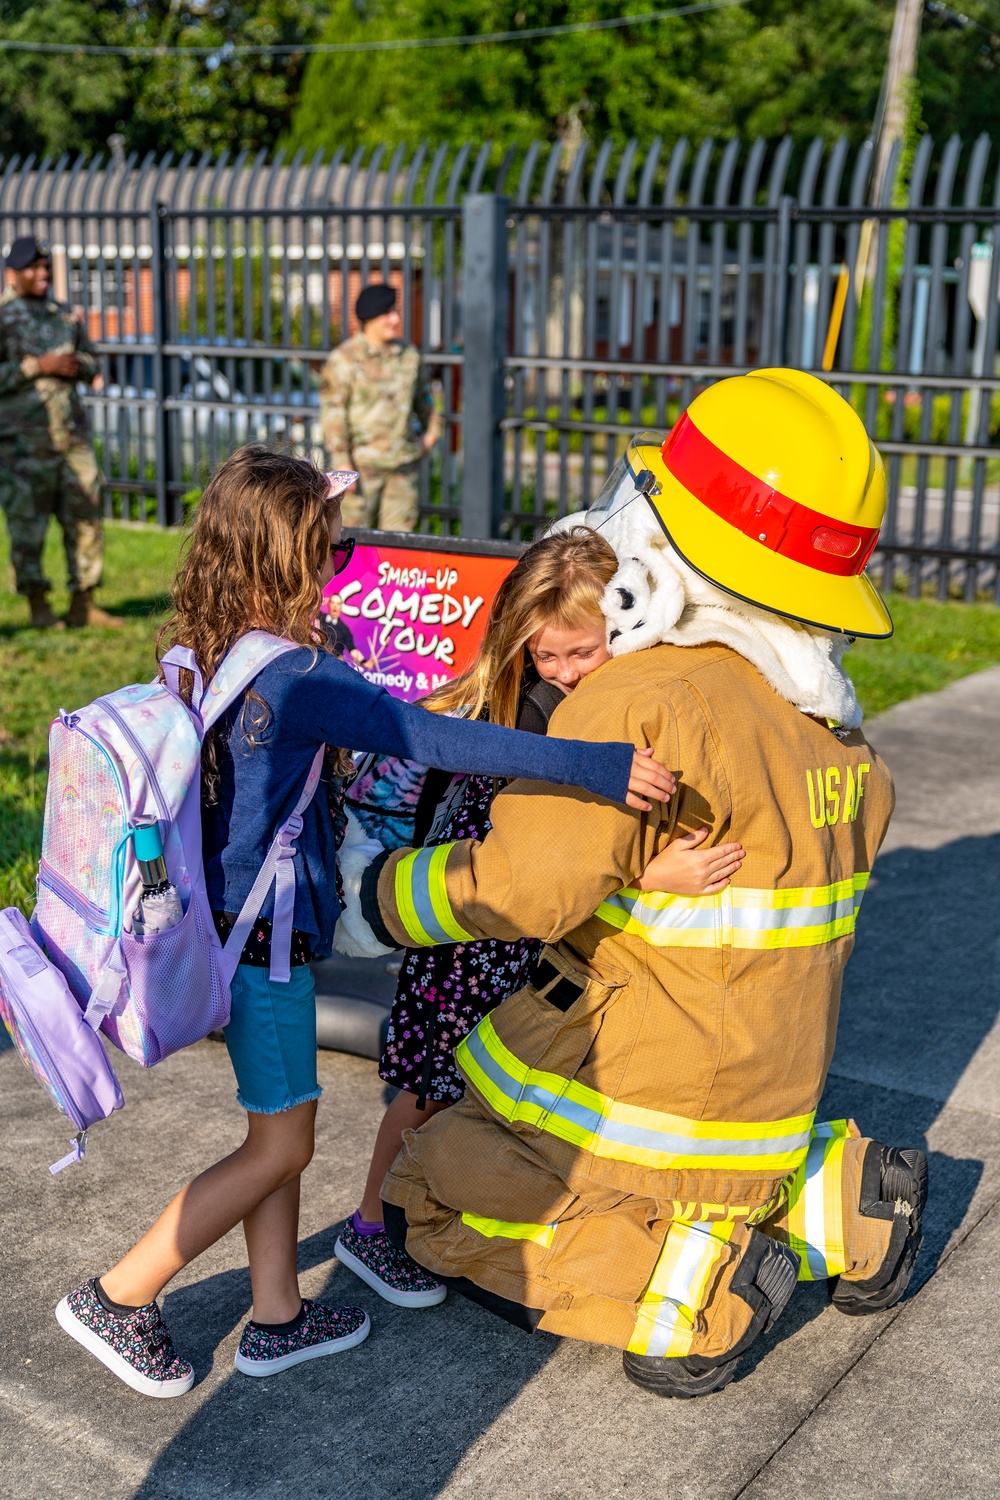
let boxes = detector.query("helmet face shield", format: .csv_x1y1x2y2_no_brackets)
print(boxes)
589,433,667,530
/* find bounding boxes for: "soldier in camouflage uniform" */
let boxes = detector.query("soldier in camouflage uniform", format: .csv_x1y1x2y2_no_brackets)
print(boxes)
320,282,440,532
0,236,119,628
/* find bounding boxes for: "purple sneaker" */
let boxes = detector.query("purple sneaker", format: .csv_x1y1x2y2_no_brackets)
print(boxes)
335,1218,447,1308
55,1280,194,1398
234,1299,369,1377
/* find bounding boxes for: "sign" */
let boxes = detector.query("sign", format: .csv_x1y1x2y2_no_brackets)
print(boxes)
322,534,519,703
967,240,995,324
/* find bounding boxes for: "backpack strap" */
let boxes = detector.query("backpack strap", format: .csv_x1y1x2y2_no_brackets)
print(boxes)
199,631,300,733
160,645,204,721
160,632,300,735
216,744,327,987
164,631,325,986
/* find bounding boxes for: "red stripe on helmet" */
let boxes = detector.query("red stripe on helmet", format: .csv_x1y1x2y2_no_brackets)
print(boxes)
661,412,880,577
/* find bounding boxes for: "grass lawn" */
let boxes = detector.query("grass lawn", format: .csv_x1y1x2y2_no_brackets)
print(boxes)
2,520,999,914
0,522,184,912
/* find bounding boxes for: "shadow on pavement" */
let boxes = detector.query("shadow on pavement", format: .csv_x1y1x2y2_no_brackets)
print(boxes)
827,832,999,1279
107,833,1000,1495
134,1223,558,1500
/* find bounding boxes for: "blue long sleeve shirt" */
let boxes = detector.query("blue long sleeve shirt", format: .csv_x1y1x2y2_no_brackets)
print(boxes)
203,649,634,958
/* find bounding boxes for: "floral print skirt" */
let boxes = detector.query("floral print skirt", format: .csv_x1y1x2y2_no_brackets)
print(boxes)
378,773,540,1104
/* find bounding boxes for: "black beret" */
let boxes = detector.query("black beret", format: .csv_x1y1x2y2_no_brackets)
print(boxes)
356,282,396,322
7,235,49,271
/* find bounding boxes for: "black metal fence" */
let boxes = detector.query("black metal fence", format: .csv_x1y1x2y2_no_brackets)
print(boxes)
2,135,999,599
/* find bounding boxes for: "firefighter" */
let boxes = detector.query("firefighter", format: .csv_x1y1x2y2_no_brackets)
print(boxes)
338,368,927,1398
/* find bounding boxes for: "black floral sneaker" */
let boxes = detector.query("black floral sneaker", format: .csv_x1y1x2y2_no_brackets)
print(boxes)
234,1299,370,1377
55,1280,194,1398
335,1217,447,1308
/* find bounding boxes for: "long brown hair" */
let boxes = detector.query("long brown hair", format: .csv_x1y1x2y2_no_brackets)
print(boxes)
427,527,617,729
157,445,342,791
158,444,335,680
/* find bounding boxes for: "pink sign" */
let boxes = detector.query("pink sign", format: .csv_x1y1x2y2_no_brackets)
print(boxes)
322,542,518,703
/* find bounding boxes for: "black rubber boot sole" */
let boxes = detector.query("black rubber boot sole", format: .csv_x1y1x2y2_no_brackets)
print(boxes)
623,1349,739,1398
832,1145,928,1316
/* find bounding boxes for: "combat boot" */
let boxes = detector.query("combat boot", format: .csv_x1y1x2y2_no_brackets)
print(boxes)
831,1144,928,1316
27,586,64,629
66,589,122,629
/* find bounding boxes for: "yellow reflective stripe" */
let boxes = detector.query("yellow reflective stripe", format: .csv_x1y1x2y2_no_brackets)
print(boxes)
425,842,475,942
628,1219,736,1357
457,1015,814,1174
392,843,475,947
786,1120,850,1280
731,916,859,950
596,872,870,951
393,849,434,947
461,1212,556,1248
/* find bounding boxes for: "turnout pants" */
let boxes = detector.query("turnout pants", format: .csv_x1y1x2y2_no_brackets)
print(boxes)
0,444,103,595
385,1118,896,1361
623,1121,894,1362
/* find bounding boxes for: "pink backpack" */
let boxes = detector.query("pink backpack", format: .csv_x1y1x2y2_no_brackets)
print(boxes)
3,633,324,1169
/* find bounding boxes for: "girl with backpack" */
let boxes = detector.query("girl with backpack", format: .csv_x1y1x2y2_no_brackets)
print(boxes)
53,446,675,1397
337,528,746,1306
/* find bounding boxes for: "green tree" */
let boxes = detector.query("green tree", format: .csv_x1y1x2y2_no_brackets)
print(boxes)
0,0,325,159
0,0,128,158
2,0,1000,163
287,0,896,158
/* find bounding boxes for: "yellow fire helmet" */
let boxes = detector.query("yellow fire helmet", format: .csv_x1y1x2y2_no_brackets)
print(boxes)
590,368,892,638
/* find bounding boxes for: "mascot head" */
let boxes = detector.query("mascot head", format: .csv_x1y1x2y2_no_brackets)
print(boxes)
551,369,891,727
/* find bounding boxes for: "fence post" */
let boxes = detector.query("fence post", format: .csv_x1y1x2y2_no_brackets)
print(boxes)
771,195,795,367
461,193,509,538
150,204,176,526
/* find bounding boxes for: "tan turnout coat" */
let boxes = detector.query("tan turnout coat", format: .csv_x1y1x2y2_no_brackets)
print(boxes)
377,643,894,1350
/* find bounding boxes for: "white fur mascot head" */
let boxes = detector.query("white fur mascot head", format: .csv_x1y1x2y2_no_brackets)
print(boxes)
551,496,863,729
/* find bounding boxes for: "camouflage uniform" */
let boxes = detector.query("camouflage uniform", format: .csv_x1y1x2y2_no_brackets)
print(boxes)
320,333,434,532
0,290,103,595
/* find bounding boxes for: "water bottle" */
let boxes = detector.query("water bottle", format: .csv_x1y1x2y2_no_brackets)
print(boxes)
131,822,183,937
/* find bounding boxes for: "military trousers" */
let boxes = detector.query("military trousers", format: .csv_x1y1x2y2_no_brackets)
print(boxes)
0,441,103,594
342,463,420,532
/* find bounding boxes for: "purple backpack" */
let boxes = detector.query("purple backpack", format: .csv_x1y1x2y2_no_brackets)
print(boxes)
2,632,324,1170
0,907,124,1173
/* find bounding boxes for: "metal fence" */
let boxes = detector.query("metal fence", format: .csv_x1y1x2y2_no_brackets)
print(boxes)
2,135,1000,599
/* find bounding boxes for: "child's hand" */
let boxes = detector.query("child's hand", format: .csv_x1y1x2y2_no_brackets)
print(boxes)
625,747,677,811
637,827,745,895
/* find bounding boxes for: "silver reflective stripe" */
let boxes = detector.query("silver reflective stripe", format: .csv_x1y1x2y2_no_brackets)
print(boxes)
407,846,458,945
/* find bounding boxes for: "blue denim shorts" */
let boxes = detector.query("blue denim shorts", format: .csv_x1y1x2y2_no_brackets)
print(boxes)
223,963,322,1115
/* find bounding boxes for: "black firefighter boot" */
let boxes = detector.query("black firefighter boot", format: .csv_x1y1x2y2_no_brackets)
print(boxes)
831,1144,928,1316
622,1231,800,1399
27,586,63,629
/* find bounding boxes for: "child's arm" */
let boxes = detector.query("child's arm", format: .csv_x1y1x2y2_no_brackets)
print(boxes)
297,655,676,811
636,827,745,896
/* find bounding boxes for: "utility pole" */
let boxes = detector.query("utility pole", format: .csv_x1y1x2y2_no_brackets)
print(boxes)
872,0,923,205
846,0,924,326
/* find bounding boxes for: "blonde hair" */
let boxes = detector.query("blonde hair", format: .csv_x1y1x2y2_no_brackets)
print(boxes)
427,527,617,729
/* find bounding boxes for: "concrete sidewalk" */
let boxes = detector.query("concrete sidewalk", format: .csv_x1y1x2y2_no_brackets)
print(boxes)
1,668,998,1500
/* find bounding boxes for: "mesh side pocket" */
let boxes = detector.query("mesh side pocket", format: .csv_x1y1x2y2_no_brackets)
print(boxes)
117,895,231,1068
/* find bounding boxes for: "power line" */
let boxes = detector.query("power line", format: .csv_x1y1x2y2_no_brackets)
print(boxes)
0,0,752,59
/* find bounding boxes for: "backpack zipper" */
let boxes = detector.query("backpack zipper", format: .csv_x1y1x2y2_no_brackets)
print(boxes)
50,716,130,935
37,859,113,935
0,915,87,1131
95,696,173,829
